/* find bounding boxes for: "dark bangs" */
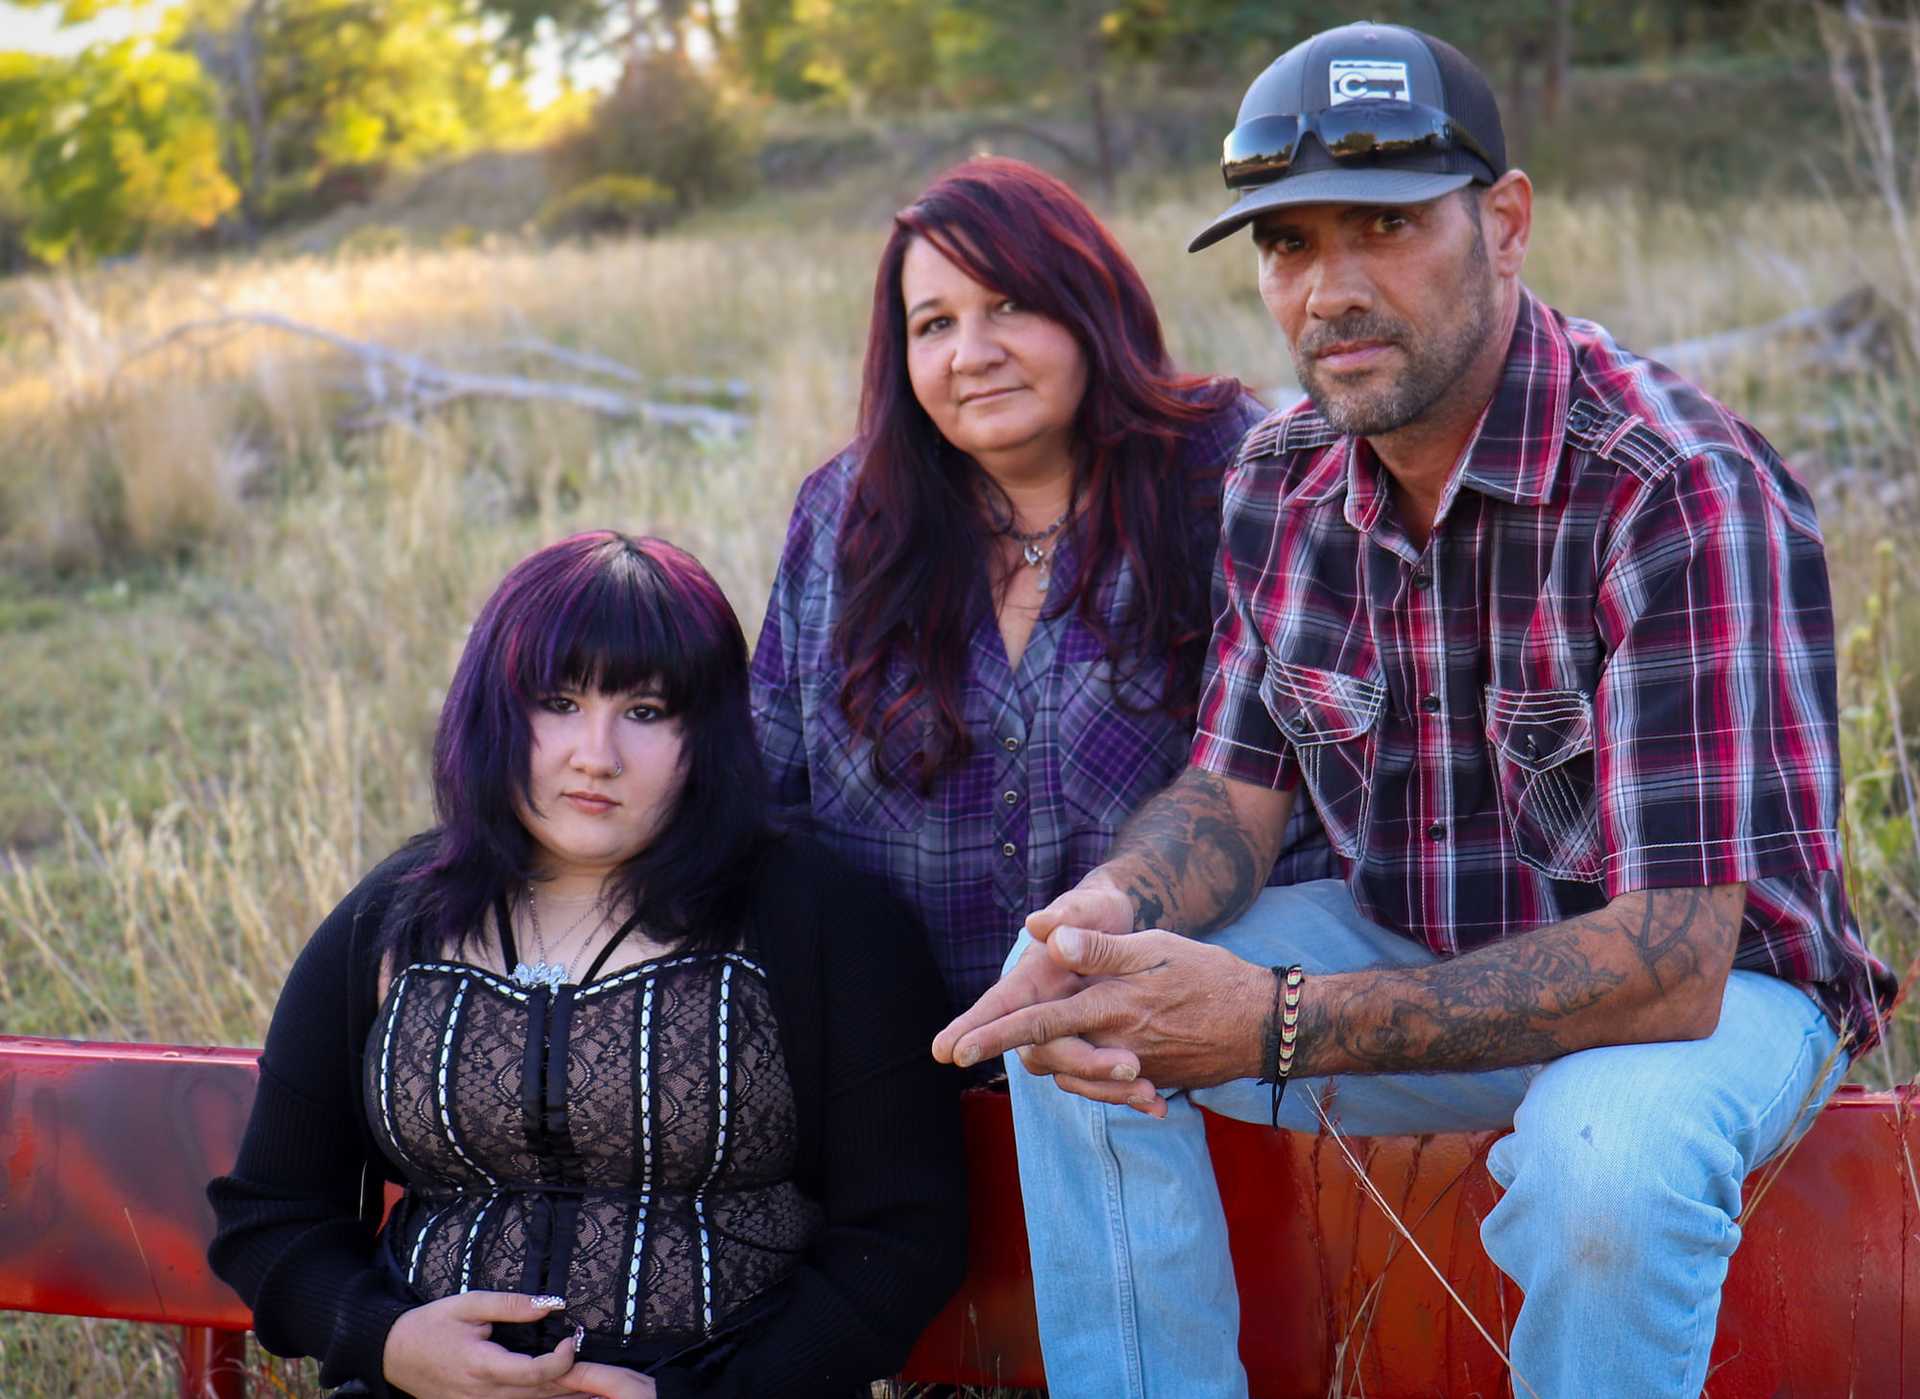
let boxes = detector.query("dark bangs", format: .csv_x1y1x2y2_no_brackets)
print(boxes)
503,539,725,716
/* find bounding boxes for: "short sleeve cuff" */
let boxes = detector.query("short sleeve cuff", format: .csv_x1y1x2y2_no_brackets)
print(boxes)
1601,827,1840,901
1191,727,1300,793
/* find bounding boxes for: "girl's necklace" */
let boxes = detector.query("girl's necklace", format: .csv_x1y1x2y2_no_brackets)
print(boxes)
512,888,605,990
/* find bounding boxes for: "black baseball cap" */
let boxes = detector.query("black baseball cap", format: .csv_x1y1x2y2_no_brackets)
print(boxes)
1188,22,1507,252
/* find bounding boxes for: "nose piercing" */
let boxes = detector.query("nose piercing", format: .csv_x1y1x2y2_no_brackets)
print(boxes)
612,761,623,777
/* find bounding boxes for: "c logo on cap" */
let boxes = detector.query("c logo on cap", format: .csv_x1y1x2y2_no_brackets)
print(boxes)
1328,59,1411,106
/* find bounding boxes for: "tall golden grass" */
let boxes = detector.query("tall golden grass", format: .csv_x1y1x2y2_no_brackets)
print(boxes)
0,174,1915,1394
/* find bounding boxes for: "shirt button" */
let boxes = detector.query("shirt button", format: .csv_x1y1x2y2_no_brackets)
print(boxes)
1412,570,1433,590
1426,821,1446,842
1003,790,1019,805
1002,736,1021,753
1002,842,1018,858
1420,693,1441,714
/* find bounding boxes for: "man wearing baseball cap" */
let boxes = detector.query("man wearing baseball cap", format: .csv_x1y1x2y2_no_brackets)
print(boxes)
935,20,1893,1399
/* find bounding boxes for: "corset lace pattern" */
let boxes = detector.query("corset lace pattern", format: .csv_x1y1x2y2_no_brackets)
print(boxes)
366,951,819,1349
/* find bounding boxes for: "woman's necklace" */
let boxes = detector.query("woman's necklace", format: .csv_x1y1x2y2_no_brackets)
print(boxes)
1006,509,1069,593
512,888,605,990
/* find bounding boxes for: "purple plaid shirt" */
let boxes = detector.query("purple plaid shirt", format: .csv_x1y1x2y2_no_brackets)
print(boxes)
751,396,1334,1012
1195,289,1894,1046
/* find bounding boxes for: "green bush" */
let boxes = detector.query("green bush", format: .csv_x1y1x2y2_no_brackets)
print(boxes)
550,51,760,210
535,175,679,242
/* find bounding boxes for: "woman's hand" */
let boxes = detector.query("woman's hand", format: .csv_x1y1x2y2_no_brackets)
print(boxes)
557,1362,658,1398
382,1291,582,1398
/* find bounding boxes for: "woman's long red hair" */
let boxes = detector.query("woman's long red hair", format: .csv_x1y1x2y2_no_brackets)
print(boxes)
836,157,1242,788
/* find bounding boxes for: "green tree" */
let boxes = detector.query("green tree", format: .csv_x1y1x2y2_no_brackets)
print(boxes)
553,46,759,206
733,0,940,108
170,0,533,229
480,0,725,71
0,40,239,261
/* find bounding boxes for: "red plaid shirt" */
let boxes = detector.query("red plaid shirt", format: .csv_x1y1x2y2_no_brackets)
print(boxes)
1195,289,1894,1046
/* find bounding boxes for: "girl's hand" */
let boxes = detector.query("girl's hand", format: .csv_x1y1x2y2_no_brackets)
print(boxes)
382,1291,582,1398
557,1363,658,1398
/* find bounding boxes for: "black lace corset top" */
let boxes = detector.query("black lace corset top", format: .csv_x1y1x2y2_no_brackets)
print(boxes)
362,951,820,1352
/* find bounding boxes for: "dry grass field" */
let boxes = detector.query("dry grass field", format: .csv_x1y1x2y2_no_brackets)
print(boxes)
1,178,1917,1393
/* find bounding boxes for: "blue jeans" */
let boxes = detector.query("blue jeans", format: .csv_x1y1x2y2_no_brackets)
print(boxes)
1004,880,1848,1399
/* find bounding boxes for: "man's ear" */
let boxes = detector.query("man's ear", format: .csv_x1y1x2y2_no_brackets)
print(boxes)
1481,169,1533,279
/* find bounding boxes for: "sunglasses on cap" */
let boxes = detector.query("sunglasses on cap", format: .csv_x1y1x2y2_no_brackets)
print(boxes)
1221,101,1497,190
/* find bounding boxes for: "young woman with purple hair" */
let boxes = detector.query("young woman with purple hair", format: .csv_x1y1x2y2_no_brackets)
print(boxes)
209,531,965,1399
752,157,1329,1023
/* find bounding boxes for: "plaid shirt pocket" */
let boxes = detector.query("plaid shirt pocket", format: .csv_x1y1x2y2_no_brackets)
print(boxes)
1261,659,1386,858
1484,687,1604,882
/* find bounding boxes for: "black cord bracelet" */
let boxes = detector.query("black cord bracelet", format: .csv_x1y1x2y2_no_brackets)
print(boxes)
1256,964,1306,1128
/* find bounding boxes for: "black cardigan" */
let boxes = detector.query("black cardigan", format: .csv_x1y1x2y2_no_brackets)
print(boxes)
207,833,969,1399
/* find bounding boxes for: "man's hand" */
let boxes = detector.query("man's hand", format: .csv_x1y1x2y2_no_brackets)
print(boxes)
946,926,1275,1117
1022,879,1135,943
382,1292,583,1398
932,879,1140,1088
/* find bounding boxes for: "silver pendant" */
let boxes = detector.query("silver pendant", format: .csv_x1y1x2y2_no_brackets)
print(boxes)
1022,541,1046,567
512,960,567,991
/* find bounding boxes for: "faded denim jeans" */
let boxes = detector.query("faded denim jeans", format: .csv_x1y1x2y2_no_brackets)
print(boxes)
1004,879,1847,1399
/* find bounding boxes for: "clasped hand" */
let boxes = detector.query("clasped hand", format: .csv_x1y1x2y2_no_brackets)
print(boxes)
383,1291,658,1399
930,883,1271,1117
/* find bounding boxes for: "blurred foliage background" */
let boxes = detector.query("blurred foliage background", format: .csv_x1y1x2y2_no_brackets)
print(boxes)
0,0,1852,264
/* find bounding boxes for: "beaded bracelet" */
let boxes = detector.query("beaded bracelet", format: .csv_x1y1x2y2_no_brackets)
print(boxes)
1257,964,1306,1128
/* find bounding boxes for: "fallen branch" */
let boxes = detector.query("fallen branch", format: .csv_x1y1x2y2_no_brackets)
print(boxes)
1649,286,1901,379
497,337,754,404
113,310,752,437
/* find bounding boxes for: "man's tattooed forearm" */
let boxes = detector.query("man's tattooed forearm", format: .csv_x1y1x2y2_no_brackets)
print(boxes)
1287,886,1740,1078
1108,770,1264,934
1187,813,1262,935
1292,927,1626,1076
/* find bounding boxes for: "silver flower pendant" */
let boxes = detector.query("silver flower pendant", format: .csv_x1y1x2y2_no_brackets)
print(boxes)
512,960,567,991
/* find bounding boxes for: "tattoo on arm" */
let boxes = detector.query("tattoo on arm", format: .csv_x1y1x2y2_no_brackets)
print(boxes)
1622,884,1713,991
1289,885,1741,1078
1107,769,1266,936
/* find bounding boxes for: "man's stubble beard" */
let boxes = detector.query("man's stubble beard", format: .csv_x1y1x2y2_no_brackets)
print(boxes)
1291,218,1497,438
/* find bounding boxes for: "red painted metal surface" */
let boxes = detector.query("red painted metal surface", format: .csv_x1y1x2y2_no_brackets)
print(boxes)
901,1085,1920,1397
3,1036,1914,1397
0,1037,257,1330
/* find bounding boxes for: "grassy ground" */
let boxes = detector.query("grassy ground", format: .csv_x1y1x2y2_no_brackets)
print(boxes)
1,176,1916,1393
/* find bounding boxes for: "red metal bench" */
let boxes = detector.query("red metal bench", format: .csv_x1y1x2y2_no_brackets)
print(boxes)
2,1034,1915,1397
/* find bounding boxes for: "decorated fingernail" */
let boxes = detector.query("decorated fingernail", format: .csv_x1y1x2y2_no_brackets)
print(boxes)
572,1323,585,1350
531,1294,567,1311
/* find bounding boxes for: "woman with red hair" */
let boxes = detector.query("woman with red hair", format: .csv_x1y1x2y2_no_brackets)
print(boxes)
752,157,1327,1022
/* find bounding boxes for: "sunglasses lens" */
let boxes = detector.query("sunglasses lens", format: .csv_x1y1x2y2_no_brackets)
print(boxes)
1313,103,1453,162
1221,114,1304,190
1217,102,1493,193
